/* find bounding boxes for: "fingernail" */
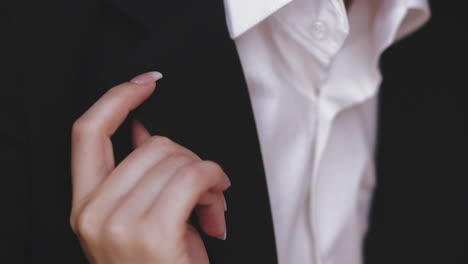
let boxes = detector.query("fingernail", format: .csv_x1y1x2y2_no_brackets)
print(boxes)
130,71,163,84
217,230,227,241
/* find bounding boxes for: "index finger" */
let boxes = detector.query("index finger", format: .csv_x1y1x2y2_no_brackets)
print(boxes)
71,71,162,204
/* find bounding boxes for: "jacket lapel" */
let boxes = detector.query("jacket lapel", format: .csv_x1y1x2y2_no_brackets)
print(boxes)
92,0,279,262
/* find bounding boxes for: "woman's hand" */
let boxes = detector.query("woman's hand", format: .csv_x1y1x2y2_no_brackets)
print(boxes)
70,72,230,264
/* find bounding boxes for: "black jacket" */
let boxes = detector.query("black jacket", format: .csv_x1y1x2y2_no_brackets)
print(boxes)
1,1,466,263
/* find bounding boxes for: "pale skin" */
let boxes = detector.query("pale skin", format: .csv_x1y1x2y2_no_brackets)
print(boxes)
70,72,230,264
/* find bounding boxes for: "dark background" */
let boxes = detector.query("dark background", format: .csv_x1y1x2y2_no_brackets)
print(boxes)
365,1,468,263
1,1,467,263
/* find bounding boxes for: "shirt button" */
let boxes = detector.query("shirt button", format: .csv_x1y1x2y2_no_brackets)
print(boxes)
312,20,327,40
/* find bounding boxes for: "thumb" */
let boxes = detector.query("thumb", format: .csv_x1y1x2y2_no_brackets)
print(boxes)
132,119,151,148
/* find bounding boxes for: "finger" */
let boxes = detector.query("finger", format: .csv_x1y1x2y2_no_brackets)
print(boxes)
132,119,151,149
71,71,162,205
81,137,199,227
85,136,200,216
146,161,230,237
196,192,227,240
109,153,197,223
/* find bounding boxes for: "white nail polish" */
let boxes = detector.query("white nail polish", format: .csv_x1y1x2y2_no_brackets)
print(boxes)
130,71,163,84
217,230,227,241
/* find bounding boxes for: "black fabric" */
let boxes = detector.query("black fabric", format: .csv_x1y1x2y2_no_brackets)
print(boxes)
0,0,466,263
364,2,468,263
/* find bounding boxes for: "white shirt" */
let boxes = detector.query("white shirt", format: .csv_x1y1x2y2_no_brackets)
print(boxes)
224,0,430,263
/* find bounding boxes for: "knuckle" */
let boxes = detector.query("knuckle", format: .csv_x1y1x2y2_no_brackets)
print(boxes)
203,160,224,176
205,161,230,187
147,136,174,149
74,207,99,240
103,219,129,247
177,163,205,185
71,118,93,141
166,153,196,167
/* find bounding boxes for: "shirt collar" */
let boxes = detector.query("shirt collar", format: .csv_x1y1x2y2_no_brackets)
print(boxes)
224,0,430,40
396,0,431,40
224,0,292,38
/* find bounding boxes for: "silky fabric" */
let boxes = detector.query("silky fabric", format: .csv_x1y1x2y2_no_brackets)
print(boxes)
225,0,429,263
2,1,468,264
